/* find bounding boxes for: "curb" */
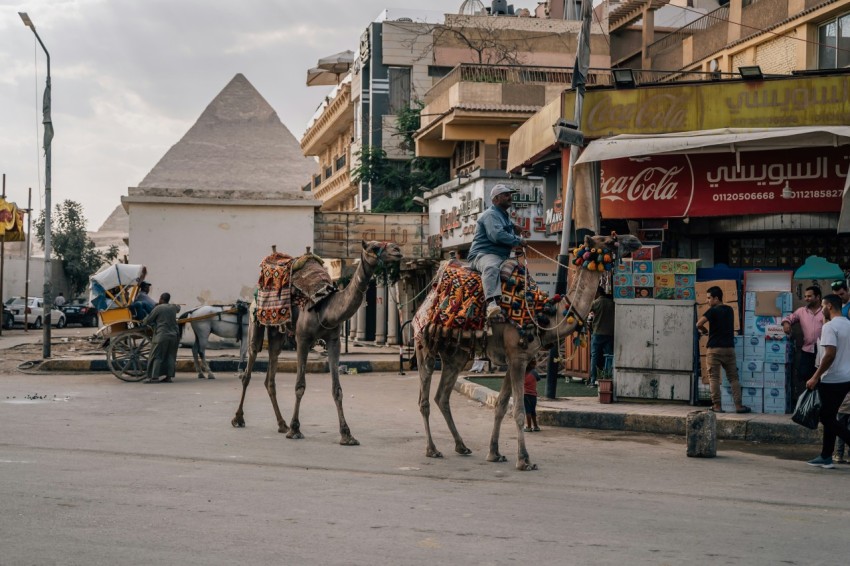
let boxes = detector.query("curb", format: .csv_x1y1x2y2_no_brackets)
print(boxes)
454,377,820,445
35,357,401,374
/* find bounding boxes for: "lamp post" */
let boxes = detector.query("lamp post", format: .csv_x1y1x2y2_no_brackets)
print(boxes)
20,12,54,358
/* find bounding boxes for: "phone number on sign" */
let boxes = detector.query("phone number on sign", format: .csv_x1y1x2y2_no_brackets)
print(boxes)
783,189,842,199
712,192,775,201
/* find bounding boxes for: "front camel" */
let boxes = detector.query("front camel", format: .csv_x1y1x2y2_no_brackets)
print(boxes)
413,233,642,470
231,240,403,445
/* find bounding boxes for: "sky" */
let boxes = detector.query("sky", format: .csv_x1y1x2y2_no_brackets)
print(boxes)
1,0,473,230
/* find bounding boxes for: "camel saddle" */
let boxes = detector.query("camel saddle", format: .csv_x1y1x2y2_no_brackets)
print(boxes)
254,252,336,327
420,259,560,337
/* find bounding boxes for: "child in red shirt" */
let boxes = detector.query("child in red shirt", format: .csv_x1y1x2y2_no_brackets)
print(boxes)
523,359,541,432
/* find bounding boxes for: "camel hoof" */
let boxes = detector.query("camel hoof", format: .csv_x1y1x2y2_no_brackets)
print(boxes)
486,453,507,463
231,417,245,428
286,431,304,439
426,449,444,459
197,375,206,379
278,424,290,434
455,446,472,456
207,374,216,380
517,461,538,471
340,437,360,446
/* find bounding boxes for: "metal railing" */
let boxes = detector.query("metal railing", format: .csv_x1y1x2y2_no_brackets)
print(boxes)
423,63,614,105
648,4,730,59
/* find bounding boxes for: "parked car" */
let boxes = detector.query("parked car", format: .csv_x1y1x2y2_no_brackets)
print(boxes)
2,305,13,330
4,297,66,329
60,298,99,327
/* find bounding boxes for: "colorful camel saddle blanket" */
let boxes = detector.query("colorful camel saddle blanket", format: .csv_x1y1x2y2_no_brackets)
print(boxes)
255,252,336,327
419,259,560,336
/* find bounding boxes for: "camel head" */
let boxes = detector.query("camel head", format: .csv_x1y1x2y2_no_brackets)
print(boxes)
361,240,404,268
583,232,642,258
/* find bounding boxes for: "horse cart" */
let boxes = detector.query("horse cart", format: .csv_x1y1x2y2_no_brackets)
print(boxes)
90,264,155,381
90,264,249,381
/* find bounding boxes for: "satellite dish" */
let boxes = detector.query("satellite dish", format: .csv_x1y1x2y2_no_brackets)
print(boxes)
709,59,719,72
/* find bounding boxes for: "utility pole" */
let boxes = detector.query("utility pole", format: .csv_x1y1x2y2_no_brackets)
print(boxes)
20,12,54,357
546,0,592,398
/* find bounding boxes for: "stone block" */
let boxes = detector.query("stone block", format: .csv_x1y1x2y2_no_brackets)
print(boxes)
686,410,717,458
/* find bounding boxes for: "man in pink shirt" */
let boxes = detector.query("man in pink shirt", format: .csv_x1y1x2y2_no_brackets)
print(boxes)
782,286,824,401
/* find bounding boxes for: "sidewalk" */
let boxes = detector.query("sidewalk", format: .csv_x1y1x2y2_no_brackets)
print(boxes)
2,334,819,445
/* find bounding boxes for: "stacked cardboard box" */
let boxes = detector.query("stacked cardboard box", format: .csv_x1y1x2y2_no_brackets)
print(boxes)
612,257,701,301
716,292,791,413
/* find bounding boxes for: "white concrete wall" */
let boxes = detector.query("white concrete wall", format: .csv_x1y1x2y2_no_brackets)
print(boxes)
1,256,70,299
127,202,316,308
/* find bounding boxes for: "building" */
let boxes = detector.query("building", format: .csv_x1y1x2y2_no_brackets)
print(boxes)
123,74,320,309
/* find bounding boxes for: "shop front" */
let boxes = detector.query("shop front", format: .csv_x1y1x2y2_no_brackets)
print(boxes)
425,175,561,294
508,69,850,404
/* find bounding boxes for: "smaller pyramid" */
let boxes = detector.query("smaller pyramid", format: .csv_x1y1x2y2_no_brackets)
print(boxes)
138,74,315,193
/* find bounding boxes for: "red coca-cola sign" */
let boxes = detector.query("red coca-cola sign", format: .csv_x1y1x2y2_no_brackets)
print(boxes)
600,146,846,218
601,155,692,217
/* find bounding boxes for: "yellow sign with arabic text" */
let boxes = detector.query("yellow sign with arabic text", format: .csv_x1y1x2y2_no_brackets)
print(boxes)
563,75,850,138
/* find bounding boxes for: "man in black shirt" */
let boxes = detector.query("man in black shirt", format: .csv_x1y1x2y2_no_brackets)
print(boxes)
696,286,751,414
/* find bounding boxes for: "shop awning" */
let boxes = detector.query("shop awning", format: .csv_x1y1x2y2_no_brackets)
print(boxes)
570,126,850,233
575,126,850,164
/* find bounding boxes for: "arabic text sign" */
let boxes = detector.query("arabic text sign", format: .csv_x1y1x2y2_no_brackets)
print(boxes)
313,212,428,260
566,75,850,137
599,146,848,218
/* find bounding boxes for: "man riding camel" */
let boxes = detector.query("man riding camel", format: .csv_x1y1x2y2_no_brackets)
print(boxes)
467,184,525,320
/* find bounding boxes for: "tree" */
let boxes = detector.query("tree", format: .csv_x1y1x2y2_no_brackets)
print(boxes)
351,144,449,213
35,200,119,296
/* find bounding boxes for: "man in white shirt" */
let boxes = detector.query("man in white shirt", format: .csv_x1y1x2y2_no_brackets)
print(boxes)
805,294,850,469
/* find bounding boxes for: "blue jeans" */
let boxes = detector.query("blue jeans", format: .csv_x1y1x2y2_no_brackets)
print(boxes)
469,254,505,301
590,334,614,383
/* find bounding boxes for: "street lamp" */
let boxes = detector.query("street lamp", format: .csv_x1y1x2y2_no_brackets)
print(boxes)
20,12,54,358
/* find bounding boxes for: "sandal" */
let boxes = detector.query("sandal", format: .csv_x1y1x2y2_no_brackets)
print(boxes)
523,427,533,432
532,426,541,432
735,406,752,414
709,406,725,413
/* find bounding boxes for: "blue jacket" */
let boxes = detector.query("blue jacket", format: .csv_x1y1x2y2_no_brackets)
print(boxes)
467,205,522,261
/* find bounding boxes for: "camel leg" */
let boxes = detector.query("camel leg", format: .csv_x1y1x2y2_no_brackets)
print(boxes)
416,342,442,458
507,357,536,471
286,333,311,440
433,349,472,456
264,327,290,434
326,332,358,446
486,369,513,464
232,321,264,428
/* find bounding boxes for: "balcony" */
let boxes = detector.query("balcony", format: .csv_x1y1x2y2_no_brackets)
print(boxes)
301,82,354,157
417,64,613,157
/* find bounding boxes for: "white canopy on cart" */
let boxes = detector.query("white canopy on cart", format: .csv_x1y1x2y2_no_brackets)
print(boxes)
90,264,147,311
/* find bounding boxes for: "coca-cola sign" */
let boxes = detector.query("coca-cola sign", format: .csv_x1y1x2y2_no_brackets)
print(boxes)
601,156,692,217
600,147,846,218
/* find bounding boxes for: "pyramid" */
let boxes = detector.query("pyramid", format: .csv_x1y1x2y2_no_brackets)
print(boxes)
138,74,315,193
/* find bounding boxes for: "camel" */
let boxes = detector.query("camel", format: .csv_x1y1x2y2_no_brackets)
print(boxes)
231,240,404,445
414,233,642,471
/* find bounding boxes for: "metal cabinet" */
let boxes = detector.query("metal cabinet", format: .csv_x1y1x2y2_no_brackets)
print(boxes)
613,299,696,402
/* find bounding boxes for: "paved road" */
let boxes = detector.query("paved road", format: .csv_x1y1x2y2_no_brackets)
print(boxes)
1,368,847,565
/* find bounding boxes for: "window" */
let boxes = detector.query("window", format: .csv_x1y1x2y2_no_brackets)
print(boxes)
388,67,411,114
453,141,479,170
498,140,510,172
818,14,850,69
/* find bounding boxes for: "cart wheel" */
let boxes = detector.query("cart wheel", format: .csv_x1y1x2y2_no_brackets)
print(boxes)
107,330,151,381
